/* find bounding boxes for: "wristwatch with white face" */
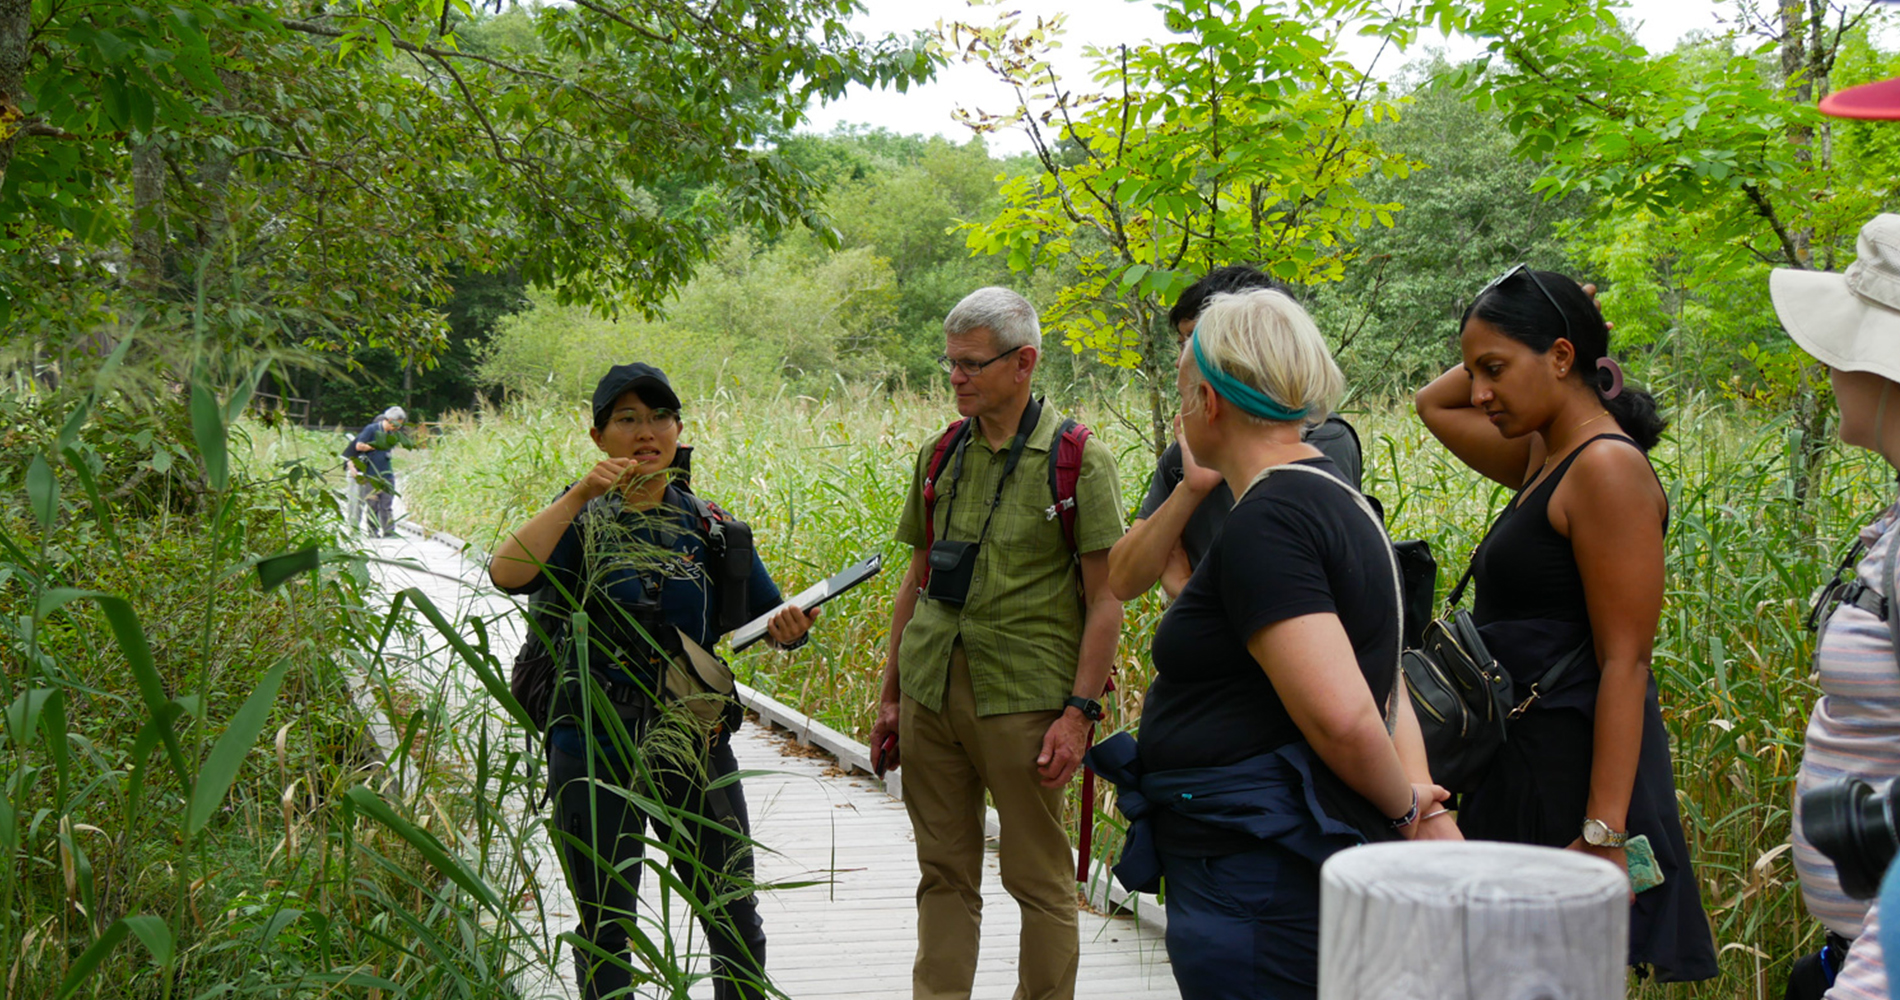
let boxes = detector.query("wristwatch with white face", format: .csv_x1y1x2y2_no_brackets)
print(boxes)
1581,818,1629,848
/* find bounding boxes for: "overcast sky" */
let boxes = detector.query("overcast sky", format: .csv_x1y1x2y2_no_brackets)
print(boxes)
799,1,1778,153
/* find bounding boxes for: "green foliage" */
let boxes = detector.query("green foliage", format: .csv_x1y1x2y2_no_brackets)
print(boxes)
952,0,1418,451
481,231,901,399
1304,61,1586,394
4,0,938,364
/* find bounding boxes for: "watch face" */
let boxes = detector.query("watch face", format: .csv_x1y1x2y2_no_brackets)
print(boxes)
1583,819,1607,845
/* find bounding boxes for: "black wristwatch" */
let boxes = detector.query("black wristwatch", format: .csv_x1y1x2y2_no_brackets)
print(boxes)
1063,696,1105,722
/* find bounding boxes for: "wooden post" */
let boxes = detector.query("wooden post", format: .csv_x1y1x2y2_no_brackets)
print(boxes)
1320,842,1628,1000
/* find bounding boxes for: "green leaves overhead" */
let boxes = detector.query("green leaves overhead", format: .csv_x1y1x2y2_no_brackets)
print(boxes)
5,0,939,357
951,0,1414,450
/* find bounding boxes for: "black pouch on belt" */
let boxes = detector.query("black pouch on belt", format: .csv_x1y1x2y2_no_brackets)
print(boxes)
712,519,754,633
925,539,979,605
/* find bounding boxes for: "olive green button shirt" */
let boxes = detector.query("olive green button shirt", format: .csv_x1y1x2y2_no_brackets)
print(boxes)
894,401,1126,716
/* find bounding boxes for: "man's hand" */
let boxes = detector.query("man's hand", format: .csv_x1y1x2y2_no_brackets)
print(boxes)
1036,710,1091,788
354,441,372,452
766,604,819,648
574,458,638,503
869,699,901,774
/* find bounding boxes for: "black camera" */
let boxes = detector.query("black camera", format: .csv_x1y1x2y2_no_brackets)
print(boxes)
1804,777,1900,900
925,539,980,605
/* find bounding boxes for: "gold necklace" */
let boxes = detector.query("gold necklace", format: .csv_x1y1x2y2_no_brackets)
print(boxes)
1541,410,1614,470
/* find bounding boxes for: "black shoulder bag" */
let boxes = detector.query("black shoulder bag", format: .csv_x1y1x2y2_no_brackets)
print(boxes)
1401,556,1591,795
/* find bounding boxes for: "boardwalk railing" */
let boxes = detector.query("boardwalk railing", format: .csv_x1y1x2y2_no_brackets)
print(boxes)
249,390,312,425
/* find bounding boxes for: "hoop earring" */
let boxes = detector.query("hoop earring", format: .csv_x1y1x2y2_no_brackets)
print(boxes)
1596,357,1625,400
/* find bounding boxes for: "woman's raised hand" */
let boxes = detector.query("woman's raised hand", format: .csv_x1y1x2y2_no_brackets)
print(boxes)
575,457,638,502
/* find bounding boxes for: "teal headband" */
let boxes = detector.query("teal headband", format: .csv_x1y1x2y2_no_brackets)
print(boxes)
1190,328,1310,423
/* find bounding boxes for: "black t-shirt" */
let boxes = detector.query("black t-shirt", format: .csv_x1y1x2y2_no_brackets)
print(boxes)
1138,457,1399,854
1136,415,1363,565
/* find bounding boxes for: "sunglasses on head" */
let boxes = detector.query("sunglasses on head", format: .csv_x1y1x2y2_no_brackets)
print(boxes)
1476,263,1574,346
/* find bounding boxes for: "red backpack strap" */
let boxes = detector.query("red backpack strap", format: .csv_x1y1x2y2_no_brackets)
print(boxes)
919,419,970,584
1044,418,1090,552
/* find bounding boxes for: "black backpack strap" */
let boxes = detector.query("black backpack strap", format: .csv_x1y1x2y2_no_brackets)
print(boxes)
1886,530,1900,670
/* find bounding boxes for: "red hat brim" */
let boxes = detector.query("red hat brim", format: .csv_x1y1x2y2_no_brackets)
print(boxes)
1822,78,1900,121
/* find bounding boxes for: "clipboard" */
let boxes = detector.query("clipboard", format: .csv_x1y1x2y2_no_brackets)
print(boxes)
729,553,884,652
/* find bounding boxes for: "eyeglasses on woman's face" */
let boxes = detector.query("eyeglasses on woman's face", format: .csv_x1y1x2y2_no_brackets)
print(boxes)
608,407,680,431
937,344,1023,377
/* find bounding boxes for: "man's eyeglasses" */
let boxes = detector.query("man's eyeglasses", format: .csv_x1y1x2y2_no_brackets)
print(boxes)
937,345,1023,377
1477,263,1573,345
610,408,679,430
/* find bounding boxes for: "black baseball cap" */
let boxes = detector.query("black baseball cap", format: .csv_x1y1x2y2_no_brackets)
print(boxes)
591,362,682,427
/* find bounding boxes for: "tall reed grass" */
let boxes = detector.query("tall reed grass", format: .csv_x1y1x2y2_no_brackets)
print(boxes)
2,365,766,997
408,383,1896,996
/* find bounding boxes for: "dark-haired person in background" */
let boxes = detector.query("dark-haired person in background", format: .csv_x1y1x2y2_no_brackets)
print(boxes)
1415,267,1716,982
1108,266,1364,602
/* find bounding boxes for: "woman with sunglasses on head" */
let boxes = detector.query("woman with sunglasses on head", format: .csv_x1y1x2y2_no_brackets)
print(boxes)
1415,267,1716,983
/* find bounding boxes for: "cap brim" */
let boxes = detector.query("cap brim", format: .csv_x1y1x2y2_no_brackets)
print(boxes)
1771,268,1900,383
596,375,682,416
1821,78,1900,120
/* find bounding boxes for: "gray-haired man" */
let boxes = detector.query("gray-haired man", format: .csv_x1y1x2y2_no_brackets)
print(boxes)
344,406,406,538
871,287,1126,1000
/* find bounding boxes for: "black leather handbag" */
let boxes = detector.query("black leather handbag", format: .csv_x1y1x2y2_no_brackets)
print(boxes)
1401,563,1589,794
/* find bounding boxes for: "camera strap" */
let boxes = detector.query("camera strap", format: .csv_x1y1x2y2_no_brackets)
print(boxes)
938,396,1043,548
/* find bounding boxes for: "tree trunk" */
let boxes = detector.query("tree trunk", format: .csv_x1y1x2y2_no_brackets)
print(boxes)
1139,301,1169,457
130,139,168,289
0,0,29,193
1778,0,1817,268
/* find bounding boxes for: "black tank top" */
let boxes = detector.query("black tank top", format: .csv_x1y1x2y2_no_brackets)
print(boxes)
1472,433,1663,625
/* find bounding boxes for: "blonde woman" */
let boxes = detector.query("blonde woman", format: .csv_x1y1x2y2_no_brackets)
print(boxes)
1090,289,1454,1000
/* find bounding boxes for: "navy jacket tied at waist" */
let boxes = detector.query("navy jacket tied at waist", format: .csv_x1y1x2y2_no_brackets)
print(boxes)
1083,731,1372,894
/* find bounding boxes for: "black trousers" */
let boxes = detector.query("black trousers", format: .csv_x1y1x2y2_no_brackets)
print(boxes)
547,729,767,1000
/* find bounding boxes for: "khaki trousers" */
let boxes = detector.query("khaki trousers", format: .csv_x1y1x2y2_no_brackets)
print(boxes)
900,645,1078,1000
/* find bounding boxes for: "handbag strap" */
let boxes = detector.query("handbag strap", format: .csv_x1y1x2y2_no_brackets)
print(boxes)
1508,641,1592,719
1243,463,1404,734
1446,562,1476,610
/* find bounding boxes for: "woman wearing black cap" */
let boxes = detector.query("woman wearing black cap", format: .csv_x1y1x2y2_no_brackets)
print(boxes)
490,362,817,1000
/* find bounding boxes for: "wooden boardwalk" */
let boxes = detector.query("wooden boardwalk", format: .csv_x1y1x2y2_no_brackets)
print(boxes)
361,517,1180,999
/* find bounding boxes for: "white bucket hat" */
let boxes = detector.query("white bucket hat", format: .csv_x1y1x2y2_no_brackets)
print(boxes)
1772,214,1900,383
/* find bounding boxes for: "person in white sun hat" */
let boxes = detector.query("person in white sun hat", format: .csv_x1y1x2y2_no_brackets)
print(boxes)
1774,213,1900,1000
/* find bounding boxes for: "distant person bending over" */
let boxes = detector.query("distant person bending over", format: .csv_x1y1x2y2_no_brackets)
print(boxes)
488,363,817,1000
1092,287,1454,1000
869,286,1126,1000
343,406,406,538
1108,266,1363,603
1414,266,1716,983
